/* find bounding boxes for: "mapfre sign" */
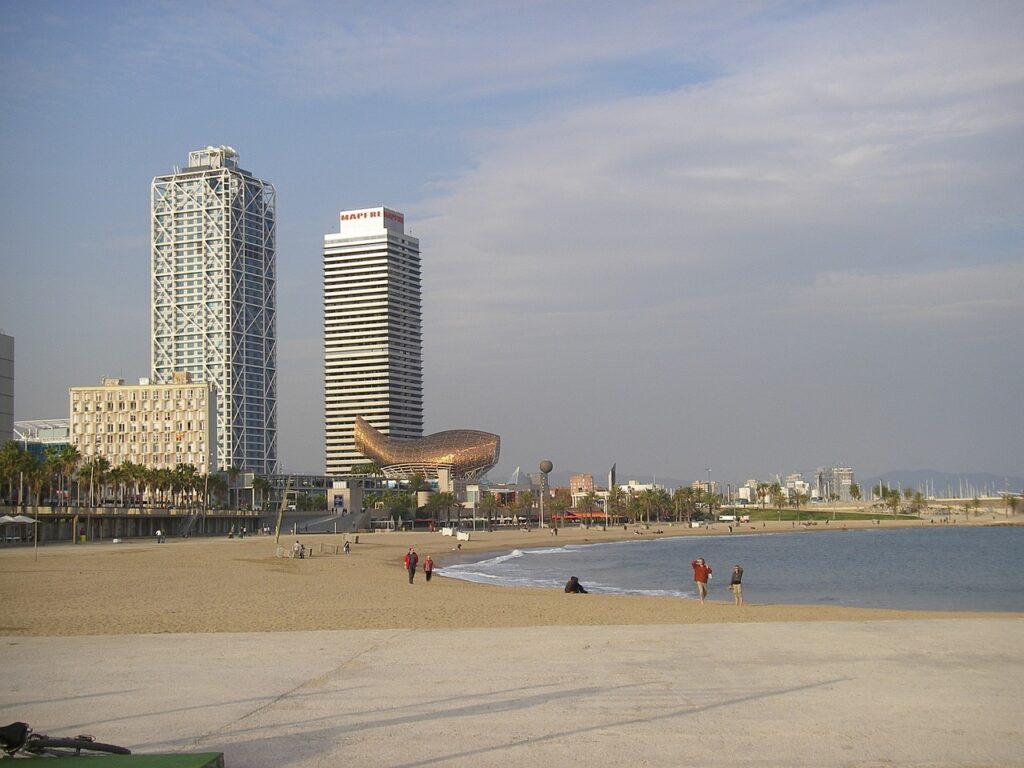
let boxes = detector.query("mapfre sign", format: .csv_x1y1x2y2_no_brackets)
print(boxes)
339,207,404,229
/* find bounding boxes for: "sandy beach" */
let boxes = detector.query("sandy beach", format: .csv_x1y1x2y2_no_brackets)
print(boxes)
2,518,1022,767
1,516,1018,636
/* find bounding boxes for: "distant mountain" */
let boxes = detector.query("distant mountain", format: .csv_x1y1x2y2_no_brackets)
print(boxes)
859,470,1024,498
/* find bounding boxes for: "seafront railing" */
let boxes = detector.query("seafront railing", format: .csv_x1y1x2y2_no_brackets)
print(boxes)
0,504,262,543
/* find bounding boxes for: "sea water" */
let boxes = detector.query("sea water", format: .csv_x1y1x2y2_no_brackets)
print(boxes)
438,526,1024,612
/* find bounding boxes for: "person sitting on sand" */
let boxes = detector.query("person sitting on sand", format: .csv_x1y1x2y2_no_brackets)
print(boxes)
565,576,588,593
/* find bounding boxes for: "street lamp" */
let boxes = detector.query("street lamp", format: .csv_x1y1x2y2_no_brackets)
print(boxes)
539,460,553,529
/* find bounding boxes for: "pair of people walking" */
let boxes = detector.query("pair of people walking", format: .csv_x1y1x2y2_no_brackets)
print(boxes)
403,548,434,583
691,558,743,605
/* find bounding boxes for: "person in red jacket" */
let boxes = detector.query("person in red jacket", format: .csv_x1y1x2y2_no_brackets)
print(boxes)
403,547,419,584
691,558,712,604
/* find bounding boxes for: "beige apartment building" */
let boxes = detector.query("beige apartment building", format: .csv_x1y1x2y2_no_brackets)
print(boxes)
69,373,216,473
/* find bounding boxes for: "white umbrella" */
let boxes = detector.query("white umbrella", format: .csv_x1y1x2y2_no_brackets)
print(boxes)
0,515,18,524
11,515,39,524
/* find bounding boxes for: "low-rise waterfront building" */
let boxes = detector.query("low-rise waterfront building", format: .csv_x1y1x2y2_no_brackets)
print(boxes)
69,373,216,474
13,419,70,462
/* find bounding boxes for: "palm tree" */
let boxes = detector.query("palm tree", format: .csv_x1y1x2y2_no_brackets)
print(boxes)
702,486,718,520
226,466,241,509
770,482,785,521
44,446,64,503
436,492,459,525
407,473,427,494
884,488,902,517
478,492,499,530
756,482,770,511
422,492,445,525
626,493,643,525
792,491,808,519
579,491,597,515
907,491,927,516
969,496,982,518
849,483,861,502
252,476,272,511
152,468,173,506
108,463,127,505
549,488,571,528
174,464,199,508
24,452,46,506
635,488,653,526
671,486,691,523
79,456,111,506
512,490,534,525
58,445,81,506
139,465,158,505
0,440,24,503
204,472,228,508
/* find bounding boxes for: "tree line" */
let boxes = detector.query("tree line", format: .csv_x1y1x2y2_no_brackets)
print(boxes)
0,441,232,509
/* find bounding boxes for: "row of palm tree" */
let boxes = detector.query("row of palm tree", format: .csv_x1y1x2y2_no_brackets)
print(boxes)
1,441,81,506
0,441,230,509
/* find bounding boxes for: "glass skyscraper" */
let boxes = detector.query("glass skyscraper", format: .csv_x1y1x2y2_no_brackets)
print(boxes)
151,146,278,474
323,207,422,475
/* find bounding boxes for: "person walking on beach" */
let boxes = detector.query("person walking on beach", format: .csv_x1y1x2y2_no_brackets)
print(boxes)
691,558,712,604
423,555,434,582
730,564,744,606
404,547,419,583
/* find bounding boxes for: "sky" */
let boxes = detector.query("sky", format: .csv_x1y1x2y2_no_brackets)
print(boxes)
1,1,1021,488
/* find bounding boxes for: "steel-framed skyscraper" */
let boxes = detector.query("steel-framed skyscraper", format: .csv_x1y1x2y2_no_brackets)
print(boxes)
151,146,278,474
324,207,422,475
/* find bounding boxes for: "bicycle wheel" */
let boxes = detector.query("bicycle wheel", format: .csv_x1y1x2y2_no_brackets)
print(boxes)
27,735,132,756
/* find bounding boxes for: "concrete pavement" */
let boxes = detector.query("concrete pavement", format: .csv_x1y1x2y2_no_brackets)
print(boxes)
2,619,1021,767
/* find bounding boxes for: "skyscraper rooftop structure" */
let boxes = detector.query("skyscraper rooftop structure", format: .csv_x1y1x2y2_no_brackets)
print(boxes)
324,207,422,475
151,146,278,474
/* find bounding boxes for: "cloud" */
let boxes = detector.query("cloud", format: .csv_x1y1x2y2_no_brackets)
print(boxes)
790,263,1024,327
410,2,1024,478
415,1,1024,318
